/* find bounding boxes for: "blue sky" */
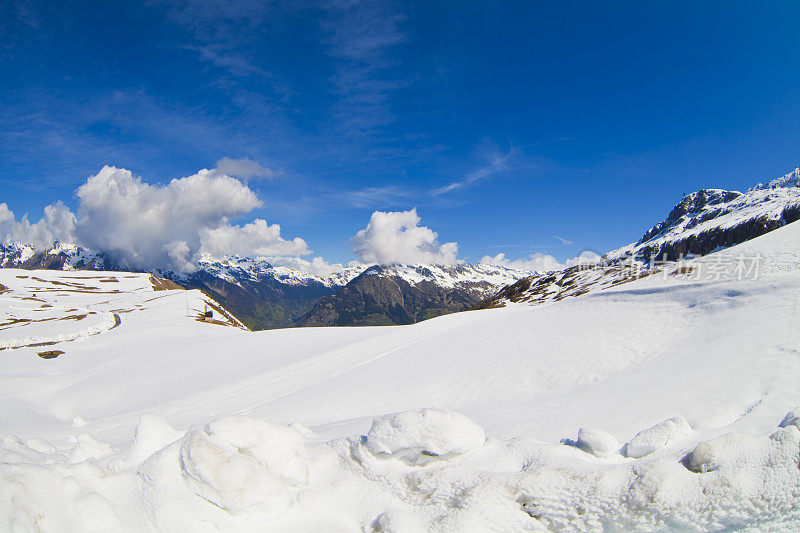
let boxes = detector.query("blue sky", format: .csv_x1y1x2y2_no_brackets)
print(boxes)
1,1,799,267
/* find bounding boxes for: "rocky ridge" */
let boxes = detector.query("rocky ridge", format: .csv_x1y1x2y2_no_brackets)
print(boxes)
479,167,800,309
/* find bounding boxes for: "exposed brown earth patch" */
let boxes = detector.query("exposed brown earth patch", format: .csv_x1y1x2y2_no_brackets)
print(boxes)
29,276,95,289
669,266,697,276
37,350,64,359
150,276,184,291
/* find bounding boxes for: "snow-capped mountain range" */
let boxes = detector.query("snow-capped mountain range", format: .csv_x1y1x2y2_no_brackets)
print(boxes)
0,242,529,292
298,263,530,327
3,166,799,327
0,241,116,271
180,254,529,291
166,258,532,329
0,241,532,329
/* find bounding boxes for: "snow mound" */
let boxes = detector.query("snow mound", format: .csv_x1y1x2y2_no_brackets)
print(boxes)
625,416,693,458
178,416,307,515
576,427,620,458
683,427,796,478
365,408,486,464
68,433,113,463
122,415,184,469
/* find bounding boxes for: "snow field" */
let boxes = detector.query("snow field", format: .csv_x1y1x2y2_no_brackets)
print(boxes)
1,221,800,530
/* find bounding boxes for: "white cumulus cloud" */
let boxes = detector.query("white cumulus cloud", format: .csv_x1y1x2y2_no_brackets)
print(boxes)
200,219,309,258
74,165,266,271
352,208,459,265
567,250,602,267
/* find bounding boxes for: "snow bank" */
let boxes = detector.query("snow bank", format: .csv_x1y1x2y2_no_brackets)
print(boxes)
69,433,114,463
0,310,116,350
121,414,184,469
625,416,693,458
4,409,800,531
364,408,486,465
576,427,620,458
178,416,307,515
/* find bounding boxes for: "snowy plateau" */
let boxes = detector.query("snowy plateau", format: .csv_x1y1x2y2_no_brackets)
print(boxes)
2,176,800,531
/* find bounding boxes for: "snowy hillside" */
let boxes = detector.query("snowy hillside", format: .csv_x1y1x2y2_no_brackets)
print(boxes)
481,168,800,309
2,220,800,530
0,271,244,353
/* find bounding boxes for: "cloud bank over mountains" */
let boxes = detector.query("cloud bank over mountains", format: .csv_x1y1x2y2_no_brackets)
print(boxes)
479,250,602,272
1,165,309,273
479,252,564,272
0,202,77,250
1,165,577,274
75,166,271,272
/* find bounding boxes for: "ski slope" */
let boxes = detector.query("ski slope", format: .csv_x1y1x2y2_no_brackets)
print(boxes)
1,222,800,531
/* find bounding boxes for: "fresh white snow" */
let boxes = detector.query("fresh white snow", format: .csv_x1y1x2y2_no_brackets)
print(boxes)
2,222,800,531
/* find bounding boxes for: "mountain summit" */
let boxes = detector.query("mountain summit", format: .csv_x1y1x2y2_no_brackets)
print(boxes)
480,167,800,309
607,168,800,263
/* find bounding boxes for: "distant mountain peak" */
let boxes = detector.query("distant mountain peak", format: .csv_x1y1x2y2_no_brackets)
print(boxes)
754,166,800,190
608,168,800,263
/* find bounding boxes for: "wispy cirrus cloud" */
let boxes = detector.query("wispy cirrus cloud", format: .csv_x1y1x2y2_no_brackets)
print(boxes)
214,157,279,180
330,185,412,209
431,148,516,195
182,44,271,78
152,0,275,44
322,0,409,135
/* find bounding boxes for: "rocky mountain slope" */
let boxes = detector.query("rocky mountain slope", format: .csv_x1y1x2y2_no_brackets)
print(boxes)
479,167,800,309
607,167,800,263
158,256,368,330
299,264,528,326
162,258,528,329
